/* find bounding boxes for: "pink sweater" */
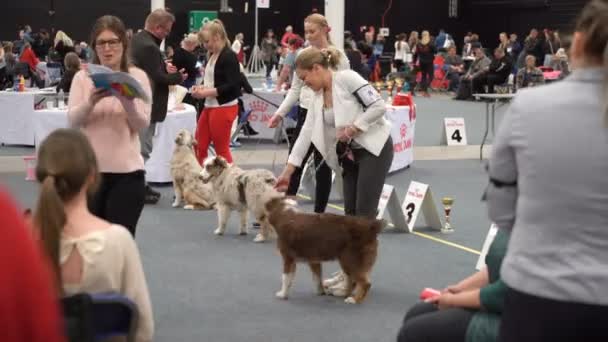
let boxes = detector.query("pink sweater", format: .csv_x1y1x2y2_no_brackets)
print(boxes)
68,67,152,173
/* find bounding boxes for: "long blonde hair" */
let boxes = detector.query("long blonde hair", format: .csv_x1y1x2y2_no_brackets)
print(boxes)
304,13,332,45
575,0,608,120
34,129,99,292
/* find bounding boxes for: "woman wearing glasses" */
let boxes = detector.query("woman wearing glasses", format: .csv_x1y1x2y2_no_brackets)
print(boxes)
67,15,152,237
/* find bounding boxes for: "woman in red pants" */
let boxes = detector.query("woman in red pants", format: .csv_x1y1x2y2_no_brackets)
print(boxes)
192,19,242,164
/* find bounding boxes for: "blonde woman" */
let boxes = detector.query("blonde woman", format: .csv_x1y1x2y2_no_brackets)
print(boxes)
268,13,350,214
413,30,436,97
173,33,199,88
276,47,393,219
408,31,419,55
232,32,245,64
192,20,241,164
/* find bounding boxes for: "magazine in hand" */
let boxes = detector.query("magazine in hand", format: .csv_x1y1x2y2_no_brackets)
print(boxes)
87,64,150,103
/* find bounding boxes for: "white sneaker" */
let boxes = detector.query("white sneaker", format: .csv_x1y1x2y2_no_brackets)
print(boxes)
323,271,345,288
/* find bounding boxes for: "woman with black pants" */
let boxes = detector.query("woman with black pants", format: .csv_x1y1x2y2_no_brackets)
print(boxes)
68,16,151,236
414,30,436,97
267,14,349,213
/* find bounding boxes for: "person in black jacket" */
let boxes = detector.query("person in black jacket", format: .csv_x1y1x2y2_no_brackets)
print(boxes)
131,9,186,203
172,33,199,89
56,52,80,93
413,30,437,97
473,48,513,94
191,19,242,164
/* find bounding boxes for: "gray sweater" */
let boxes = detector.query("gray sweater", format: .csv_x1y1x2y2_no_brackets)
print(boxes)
487,67,608,305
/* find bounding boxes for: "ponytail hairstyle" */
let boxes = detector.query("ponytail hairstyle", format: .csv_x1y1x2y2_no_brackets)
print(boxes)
200,19,231,51
34,129,99,292
575,0,608,121
295,46,342,71
305,13,332,45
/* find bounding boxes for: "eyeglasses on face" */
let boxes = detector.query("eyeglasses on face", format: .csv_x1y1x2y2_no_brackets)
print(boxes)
95,38,121,49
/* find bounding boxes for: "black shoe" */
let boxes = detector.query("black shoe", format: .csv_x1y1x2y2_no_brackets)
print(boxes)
145,185,160,204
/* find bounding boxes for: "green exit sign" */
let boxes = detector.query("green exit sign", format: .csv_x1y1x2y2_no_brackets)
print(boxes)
188,10,218,32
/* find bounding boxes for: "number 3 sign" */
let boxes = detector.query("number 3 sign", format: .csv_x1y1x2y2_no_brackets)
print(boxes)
402,181,443,233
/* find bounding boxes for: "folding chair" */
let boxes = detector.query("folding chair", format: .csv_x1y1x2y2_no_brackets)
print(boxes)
230,109,253,145
430,55,450,92
45,61,63,86
62,292,138,342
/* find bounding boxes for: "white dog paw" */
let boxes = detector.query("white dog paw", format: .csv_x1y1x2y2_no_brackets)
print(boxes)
214,228,224,236
183,204,194,210
172,201,180,208
253,233,266,243
275,291,288,300
344,297,357,304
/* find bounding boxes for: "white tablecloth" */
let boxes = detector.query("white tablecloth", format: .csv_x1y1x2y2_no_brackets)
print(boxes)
241,89,291,140
33,104,197,183
0,89,58,145
386,105,416,173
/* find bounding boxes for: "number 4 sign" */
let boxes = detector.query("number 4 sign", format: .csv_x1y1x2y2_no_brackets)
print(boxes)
377,184,408,231
442,117,468,146
401,181,443,233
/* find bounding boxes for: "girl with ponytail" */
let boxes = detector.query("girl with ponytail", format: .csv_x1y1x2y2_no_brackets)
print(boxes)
34,129,154,342
486,1,608,340
276,46,393,221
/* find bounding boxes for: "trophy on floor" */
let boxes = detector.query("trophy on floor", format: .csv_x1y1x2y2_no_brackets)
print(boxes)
386,79,396,100
441,197,455,234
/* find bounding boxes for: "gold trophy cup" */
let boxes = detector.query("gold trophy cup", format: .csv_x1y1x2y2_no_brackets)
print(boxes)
373,81,384,94
441,197,455,233
395,78,404,93
386,79,395,97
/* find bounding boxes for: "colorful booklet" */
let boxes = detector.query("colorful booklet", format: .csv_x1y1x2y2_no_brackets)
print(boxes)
87,64,150,103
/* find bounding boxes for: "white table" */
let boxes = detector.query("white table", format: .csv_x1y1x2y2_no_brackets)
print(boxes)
33,104,197,183
473,93,516,159
145,105,197,182
0,89,58,145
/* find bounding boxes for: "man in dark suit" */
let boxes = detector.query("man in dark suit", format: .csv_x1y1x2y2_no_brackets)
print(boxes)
131,8,186,203
473,47,513,94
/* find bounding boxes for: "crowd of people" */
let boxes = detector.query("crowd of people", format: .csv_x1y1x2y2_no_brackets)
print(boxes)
1,0,608,341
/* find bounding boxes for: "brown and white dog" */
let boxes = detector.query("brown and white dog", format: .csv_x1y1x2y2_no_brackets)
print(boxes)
199,156,279,242
170,129,216,210
265,197,383,304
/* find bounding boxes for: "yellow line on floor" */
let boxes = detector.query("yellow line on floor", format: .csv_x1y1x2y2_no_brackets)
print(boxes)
296,194,481,256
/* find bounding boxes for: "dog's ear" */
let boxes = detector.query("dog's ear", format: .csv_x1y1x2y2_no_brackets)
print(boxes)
174,135,182,144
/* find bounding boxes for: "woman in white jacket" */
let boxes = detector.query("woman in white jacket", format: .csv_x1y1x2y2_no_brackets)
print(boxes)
268,13,350,214
276,47,393,218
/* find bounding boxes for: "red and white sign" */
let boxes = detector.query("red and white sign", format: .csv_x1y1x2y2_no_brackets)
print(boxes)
242,90,287,140
386,105,416,173
444,117,468,146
